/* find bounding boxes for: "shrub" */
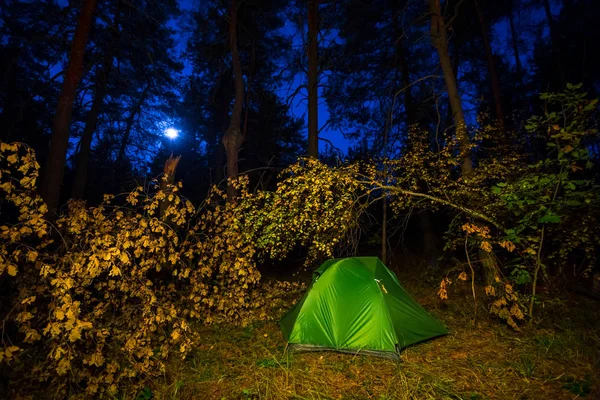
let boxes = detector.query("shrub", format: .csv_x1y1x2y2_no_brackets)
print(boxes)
0,147,359,398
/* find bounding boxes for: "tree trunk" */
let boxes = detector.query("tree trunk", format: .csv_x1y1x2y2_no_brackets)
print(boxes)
40,0,97,211
393,9,436,266
391,0,414,126
542,0,566,89
72,0,121,199
242,42,255,139
398,44,415,125
429,0,471,174
0,47,21,142
307,0,319,158
474,0,504,129
115,85,150,167
70,88,102,199
507,0,523,84
420,210,438,267
430,0,499,283
159,155,181,220
215,122,226,184
222,0,244,198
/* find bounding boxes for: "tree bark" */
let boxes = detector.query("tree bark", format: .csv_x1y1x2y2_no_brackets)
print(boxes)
429,0,471,174
40,0,97,211
542,0,566,89
215,120,226,184
115,86,150,167
242,42,255,139
429,0,499,283
393,5,436,265
72,0,121,199
474,0,504,129
307,0,319,158
398,34,438,264
222,0,244,198
507,0,523,84
397,44,415,125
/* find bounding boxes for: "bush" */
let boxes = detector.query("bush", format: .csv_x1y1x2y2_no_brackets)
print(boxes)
0,146,358,398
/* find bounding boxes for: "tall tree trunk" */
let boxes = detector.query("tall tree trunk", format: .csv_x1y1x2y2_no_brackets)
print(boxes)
222,0,244,198
1,48,21,142
508,0,523,83
429,0,499,284
72,0,121,199
40,0,97,211
397,35,438,265
115,86,150,167
474,0,504,129
307,0,319,158
215,120,226,184
242,42,255,139
429,0,471,174
393,9,440,266
394,37,415,125
542,0,566,89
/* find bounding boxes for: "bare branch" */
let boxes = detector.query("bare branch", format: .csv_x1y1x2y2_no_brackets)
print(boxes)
286,84,308,106
318,136,344,160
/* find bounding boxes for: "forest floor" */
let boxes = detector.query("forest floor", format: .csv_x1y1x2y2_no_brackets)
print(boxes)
150,266,600,400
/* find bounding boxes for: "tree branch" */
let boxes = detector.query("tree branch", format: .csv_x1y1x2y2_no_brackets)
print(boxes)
359,179,501,229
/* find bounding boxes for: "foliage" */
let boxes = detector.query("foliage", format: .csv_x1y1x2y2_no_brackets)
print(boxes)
495,84,599,275
484,277,525,330
371,86,599,326
0,142,48,280
0,146,356,397
562,375,593,397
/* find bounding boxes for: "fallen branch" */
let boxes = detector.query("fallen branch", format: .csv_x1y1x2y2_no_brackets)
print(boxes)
359,180,501,230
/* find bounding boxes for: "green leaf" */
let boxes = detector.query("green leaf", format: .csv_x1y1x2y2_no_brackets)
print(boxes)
510,268,532,285
539,212,561,224
564,200,581,206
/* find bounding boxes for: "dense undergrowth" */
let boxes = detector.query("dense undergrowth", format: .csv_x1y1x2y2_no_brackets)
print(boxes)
0,145,359,398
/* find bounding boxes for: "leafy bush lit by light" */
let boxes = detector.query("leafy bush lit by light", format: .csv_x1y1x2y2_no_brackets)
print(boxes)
0,148,359,397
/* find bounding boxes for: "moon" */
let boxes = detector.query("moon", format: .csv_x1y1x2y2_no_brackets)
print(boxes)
165,128,179,139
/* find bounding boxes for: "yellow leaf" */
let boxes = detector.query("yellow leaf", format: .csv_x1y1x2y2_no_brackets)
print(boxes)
6,154,17,164
21,296,36,305
7,264,17,276
26,250,38,262
57,358,70,375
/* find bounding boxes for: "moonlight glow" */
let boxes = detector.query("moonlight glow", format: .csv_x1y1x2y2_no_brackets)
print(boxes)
165,127,179,139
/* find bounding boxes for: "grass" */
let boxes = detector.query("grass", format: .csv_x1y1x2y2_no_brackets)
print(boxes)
146,270,600,400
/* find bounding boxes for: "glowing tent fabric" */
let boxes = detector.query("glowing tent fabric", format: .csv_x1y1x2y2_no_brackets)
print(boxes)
279,257,448,359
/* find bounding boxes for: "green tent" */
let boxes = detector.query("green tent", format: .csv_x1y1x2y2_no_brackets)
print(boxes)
279,257,448,359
